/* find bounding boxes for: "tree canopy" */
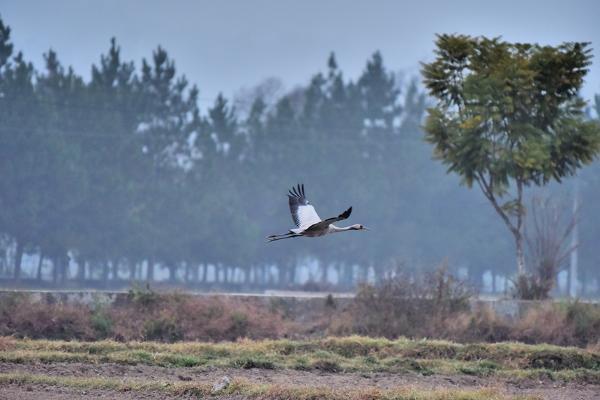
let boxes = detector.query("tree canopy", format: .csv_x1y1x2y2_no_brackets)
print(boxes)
422,34,600,276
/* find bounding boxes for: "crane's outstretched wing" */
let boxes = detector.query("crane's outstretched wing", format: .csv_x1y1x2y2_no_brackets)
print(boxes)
305,206,352,232
288,184,321,229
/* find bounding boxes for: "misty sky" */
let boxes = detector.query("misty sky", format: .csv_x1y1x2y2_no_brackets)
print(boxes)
1,0,599,107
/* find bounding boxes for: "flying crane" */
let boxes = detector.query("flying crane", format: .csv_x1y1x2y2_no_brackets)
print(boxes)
267,184,368,242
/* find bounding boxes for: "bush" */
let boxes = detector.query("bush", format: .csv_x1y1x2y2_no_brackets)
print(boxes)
90,310,113,339
333,265,473,338
0,295,93,340
143,317,184,342
512,273,553,300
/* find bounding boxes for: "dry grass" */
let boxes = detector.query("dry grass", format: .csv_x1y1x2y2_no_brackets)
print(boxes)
0,372,541,400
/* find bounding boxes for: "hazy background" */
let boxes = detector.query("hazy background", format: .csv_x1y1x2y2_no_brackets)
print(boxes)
2,0,599,102
0,1,599,296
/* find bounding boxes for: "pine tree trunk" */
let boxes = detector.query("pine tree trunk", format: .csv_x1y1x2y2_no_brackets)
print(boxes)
147,259,154,282
184,264,188,282
202,264,208,283
320,263,328,285
289,264,296,286
77,259,86,282
13,240,24,281
59,256,68,284
102,262,109,286
52,258,59,284
112,260,119,281
37,253,44,281
128,262,136,280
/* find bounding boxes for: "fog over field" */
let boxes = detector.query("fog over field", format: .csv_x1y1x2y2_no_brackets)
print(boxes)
0,1,599,297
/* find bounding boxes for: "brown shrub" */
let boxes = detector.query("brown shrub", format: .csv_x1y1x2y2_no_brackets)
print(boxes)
0,290,288,342
511,303,573,345
443,305,513,343
0,294,94,340
105,294,288,342
330,265,473,339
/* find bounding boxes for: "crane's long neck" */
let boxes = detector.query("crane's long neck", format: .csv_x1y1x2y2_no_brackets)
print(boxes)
330,225,356,233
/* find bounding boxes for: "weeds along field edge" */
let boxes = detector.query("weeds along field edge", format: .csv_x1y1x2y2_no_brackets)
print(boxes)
1,336,599,381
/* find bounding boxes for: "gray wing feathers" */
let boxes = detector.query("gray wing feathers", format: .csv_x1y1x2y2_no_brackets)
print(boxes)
304,206,352,232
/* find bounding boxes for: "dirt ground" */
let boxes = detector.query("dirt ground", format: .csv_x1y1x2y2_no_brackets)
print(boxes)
1,362,599,400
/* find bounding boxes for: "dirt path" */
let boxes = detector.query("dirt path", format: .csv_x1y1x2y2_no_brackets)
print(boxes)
1,362,599,400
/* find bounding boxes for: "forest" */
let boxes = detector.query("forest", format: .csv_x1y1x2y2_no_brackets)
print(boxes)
1,15,599,294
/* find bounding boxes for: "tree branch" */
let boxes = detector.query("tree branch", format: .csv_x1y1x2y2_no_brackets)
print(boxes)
475,171,518,237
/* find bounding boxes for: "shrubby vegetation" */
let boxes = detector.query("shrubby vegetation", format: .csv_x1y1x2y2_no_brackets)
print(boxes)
1,279,599,346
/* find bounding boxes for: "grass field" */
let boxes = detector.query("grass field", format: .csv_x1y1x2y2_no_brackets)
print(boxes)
1,336,599,399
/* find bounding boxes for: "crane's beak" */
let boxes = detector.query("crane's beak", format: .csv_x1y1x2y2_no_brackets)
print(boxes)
363,226,370,231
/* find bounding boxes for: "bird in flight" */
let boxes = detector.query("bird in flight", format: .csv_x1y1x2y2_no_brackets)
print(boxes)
267,184,368,242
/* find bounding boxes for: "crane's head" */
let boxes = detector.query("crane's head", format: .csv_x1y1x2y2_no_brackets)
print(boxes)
351,224,369,231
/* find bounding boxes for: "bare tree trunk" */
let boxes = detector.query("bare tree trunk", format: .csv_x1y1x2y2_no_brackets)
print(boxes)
516,233,525,276
476,173,526,277
515,180,525,276
569,179,579,297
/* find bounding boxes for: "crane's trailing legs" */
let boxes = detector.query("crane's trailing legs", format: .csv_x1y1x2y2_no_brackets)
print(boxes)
266,232,302,242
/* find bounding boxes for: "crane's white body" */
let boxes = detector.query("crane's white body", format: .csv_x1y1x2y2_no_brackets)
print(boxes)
267,184,367,242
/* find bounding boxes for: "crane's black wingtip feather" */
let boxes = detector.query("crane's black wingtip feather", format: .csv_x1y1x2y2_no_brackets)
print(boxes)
339,206,352,220
289,184,307,199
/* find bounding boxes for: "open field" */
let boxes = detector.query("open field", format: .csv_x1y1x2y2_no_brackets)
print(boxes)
1,336,599,399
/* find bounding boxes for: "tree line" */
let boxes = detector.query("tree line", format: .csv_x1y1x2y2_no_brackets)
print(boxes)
1,16,599,293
